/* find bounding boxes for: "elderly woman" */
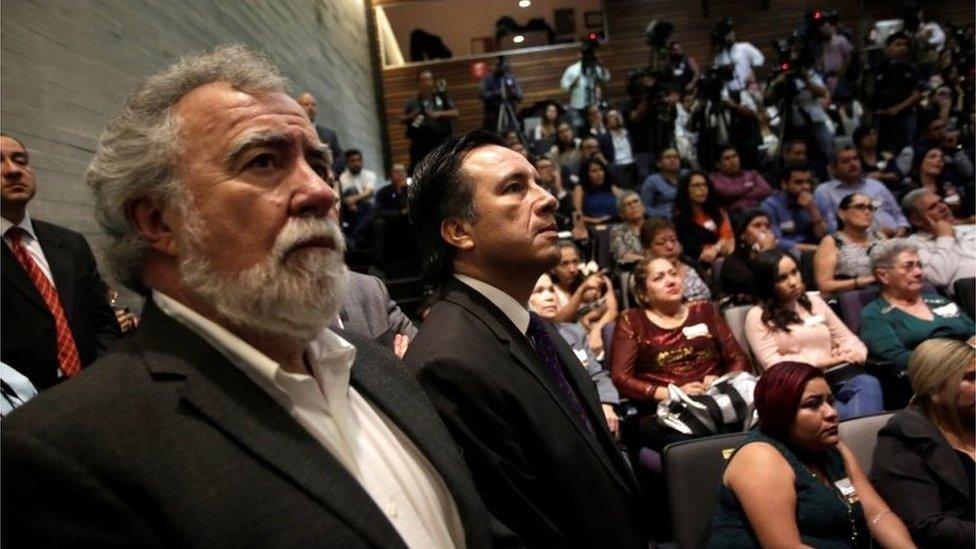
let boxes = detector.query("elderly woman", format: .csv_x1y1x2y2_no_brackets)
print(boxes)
709,362,915,548
814,192,888,294
745,249,883,419
528,273,621,436
871,339,975,548
610,257,748,450
608,191,646,268
860,239,976,371
639,218,711,301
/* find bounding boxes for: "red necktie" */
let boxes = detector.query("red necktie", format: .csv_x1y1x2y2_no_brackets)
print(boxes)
6,227,82,377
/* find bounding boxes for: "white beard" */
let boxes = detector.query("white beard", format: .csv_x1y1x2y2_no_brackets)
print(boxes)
179,210,348,343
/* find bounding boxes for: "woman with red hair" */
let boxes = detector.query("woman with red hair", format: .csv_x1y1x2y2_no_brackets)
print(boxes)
709,362,915,548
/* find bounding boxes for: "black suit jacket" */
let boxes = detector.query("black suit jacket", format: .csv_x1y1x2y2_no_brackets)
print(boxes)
2,300,518,548
403,278,647,548
1,219,119,389
315,124,345,175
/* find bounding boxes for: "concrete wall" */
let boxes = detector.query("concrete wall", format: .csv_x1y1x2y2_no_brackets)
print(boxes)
1,0,382,297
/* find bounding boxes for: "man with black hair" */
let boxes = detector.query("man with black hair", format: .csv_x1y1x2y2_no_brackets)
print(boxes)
338,149,377,250
479,56,523,133
868,31,924,153
404,131,646,548
759,164,829,254
402,70,458,173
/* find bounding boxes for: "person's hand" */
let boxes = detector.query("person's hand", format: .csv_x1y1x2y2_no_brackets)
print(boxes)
877,106,899,117
393,334,410,359
967,335,976,347
927,211,955,238
364,187,375,198
114,309,139,333
751,229,777,251
700,245,719,264
602,404,620,438
680,381,707,395
702,375,719,387
795,190,815,209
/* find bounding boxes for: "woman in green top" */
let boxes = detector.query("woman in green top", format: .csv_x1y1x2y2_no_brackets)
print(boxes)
710,362,915,548
860,239,976,371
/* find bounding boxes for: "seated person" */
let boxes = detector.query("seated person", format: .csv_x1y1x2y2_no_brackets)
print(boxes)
337,149,377,249
762,138,807,191
640,218,711,302
639,147,684,218
871,338,975,549
673,171,734,267
814,145,910,237
550,241,618,356
902,188,976,293
909,146,971,220
759,164,829,254
860,239,976,371
813,192,888,294
552,122,581,180
572,157,620,226
528,273,621,437
608,191,646,268
709,145,773,216
853,124,905,193
535,155,577,232
373,162,416,266
720,210,777,307
745,250,883,419
710,362,914,548
610,257,748,451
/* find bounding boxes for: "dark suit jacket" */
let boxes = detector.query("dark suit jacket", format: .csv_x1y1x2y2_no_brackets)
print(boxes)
340,271,417,348
315,124,345,175
1,219,119,390
870,406,975,548
403,278,647,548
2,300,518,548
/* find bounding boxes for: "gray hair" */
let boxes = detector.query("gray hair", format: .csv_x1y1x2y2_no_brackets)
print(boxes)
85,45,289,292
616,190,640,211
901,188,932,221
869,238,919,272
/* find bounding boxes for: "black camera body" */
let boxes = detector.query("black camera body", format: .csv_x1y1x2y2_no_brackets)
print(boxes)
698,65,734,102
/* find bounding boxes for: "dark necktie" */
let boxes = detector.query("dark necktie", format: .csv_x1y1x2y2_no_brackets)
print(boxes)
6,227,81,377
526,313,593,433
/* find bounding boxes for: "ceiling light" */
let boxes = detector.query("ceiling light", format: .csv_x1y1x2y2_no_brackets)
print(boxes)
518,0,531,7
513,35,525,43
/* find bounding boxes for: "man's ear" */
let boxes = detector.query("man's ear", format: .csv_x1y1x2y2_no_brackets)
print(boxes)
441,217,475,252
127,196,180,257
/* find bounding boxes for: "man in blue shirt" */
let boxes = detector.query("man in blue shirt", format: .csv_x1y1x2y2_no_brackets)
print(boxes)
814,146,909,236
639,147,684,218
760,165,829,254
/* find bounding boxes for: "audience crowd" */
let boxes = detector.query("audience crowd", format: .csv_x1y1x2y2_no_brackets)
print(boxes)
1,6,974,549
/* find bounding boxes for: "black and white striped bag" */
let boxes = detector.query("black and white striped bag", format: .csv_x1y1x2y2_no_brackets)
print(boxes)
656,371,758,436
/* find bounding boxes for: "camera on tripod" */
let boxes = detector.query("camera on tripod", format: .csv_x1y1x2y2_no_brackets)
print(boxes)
697,64,735,103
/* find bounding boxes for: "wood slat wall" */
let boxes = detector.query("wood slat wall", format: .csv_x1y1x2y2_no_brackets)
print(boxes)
377,0,974,169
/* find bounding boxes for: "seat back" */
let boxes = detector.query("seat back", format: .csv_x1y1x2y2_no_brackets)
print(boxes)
954,277,976,319
664,431,750,549
593,227,613,270
601,321,615,364
836,287,881,334
837,412,894,475
722,305,756,372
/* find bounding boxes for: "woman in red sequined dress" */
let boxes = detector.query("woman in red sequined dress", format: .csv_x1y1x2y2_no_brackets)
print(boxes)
611,257,750,449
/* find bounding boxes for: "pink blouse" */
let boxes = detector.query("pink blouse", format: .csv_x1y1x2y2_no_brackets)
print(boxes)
744,294,867,370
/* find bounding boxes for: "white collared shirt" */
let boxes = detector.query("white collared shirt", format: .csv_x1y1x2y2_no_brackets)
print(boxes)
454,274,530,334
153,291,465,549
1,212,56,286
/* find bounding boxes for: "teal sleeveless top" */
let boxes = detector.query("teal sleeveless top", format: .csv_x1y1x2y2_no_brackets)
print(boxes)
708,430,870,548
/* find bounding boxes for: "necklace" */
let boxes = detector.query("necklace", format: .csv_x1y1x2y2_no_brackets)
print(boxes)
804,460,860,547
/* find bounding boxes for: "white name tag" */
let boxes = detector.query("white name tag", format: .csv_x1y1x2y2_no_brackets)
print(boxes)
682,323,710,339
933,303,960,317
803,315,825,327
573,348,589,364
780,220,796,233
872,199,882,209
703,219,717,232
834,477,859,503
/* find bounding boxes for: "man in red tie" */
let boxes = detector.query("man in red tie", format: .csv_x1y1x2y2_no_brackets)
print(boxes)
0,133,119,390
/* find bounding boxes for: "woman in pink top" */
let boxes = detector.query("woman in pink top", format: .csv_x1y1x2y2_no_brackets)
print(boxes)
744,249,884,419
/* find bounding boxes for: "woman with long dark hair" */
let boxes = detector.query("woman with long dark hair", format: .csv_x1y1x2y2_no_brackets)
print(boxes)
718,209,777,306
673,170,734,266
573,157,620,225
745,249,883,418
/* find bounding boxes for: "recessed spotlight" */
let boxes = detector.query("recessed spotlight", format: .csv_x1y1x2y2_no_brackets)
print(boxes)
518,0,531,7
513,35,525,43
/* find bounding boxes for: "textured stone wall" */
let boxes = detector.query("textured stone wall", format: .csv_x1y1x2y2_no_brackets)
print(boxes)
1,0,381,290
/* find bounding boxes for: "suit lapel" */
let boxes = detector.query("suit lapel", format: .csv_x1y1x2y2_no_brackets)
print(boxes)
1,240,50,314
136,302,408,549
33,222,77,319
443,279,637,495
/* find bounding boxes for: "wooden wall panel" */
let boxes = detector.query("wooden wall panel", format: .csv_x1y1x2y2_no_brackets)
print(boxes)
378,0,974,168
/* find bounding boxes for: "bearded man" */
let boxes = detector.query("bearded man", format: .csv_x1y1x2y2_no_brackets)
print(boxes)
1,46,515,549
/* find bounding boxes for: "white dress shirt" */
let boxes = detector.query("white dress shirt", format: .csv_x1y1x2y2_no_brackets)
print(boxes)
454,274,529,334
338,169,378,199
1,212,56,286
908,224,976,292
153,291,465,549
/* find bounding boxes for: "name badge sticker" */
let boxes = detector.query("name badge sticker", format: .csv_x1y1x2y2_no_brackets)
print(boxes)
933,303,960,318
703,219,717,232
573,348,589,364
682,323,710,339
872,199,882,209
803,315,825,327
834,477,859,504
780,220,796,233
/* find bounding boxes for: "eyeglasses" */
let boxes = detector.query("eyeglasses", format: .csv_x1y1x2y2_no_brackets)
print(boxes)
884,260,924,272
844,203,876,212
622,199,642,207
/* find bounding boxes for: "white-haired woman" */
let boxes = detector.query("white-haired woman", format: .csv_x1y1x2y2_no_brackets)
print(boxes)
608,191,646,268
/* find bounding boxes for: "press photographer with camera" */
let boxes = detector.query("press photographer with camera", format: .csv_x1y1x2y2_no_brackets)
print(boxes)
690,63,762,171
560,37,610,124
626,69,678,184
711,18,765,91
479,56,523,134
401,69,458,173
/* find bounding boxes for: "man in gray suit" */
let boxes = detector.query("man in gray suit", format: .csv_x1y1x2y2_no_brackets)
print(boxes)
2,45,515,549
338,270,417,357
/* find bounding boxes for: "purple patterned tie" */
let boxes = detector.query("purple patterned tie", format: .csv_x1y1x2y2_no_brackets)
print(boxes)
526,313,594,433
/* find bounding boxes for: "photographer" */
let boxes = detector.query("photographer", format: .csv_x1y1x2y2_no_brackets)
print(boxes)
625,70,678,183
560,39,610,123
711,18,764,91
766,37,835,178
479,56,523,133
691,64,762,170
401,70,458,173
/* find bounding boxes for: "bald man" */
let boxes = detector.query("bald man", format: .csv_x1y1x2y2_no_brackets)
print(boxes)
297,91,345,175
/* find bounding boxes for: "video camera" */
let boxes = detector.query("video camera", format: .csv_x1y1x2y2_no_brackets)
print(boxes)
697,64,735,102
644,19,675,49
710,18,734,49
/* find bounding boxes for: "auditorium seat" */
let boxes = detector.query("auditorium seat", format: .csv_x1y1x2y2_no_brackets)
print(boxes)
722,305,757,373
663,431,750,549
838,412,894,476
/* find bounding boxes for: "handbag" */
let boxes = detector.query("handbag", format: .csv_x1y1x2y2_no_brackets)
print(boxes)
656,371,758,437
